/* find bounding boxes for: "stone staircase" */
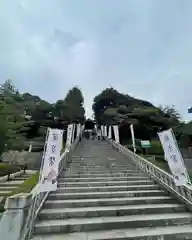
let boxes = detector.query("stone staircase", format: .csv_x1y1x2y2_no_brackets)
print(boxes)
32,140,192,239
0,171,34,195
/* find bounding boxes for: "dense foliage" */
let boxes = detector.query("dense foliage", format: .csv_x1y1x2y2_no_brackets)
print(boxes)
0,80,85,154
92,88,181,143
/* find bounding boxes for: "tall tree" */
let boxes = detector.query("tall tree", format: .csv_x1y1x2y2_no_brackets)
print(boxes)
92,88,181,140
63,87,85,123
159,105,180,122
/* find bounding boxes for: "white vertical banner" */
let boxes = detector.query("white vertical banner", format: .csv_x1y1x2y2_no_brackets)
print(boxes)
113,125,120,143
71,124,76,143
76,124,81,139
95,125,98,135
158,128,190,186
108,125,112,139
104,125,107,137
37,128,63,193
28,143,32,153
130,124,136,153
101,125,104,137
65,124,73,151
80,124,84,138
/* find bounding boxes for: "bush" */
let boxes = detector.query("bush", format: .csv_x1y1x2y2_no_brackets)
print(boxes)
126,144,143,153
0,163,20,177
146,139,164,155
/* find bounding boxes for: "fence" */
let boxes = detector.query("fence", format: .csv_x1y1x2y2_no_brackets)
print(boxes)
20,135,81,240
109,139,192,211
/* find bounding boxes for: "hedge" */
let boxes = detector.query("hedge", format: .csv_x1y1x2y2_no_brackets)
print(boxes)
0,163,20,177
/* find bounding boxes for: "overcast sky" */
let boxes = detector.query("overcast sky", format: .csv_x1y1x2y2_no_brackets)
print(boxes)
0,0,192,120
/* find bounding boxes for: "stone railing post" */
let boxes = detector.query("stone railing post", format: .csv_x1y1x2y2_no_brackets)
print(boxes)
0,193,32,240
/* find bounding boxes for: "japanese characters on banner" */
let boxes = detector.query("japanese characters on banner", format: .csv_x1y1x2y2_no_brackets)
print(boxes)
37,128,63,194
108,125,112,139
65,124,73,152
130,124,136,153
113,125,120,143
158,128,190,186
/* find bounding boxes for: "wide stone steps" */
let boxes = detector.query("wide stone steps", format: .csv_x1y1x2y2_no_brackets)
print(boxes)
49,189,165,200
0,181,23,187
33,140,192,239
59,180,154,187
44,196,176,208
59,176,149,182
63,171,146,177
39,203,185,220
34,213,192,235
55,184,161,193
32,225,192,240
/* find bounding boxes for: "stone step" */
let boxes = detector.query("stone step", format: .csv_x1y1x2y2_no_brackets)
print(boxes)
49,190,166,200
62,172,146,178
70,161,132,164
14,177,28,180
66,165,137,169
55,185,160,193
45,196,176,209
34,213,192,235
58,180,154,187
70,163,136,167
63,169,141,173
31,224,192,240
39,203,185,220
59,176,150,182
64,166,139,170
0,180,24,185
0,190,11,194
0,186,17,190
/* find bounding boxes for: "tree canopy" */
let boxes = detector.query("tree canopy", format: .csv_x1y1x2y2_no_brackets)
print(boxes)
0,80,85,154
92,88,181,141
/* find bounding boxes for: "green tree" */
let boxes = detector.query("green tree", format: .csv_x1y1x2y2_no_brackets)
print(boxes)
63,87,85,123
92,88,181,140
159,105,180,122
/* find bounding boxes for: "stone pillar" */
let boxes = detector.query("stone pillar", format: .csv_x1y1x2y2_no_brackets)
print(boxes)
0,193,32,240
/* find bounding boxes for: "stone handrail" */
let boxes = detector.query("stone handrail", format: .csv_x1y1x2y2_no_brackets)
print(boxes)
9,134,82,240
22,137,80,240
109,139,192,211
